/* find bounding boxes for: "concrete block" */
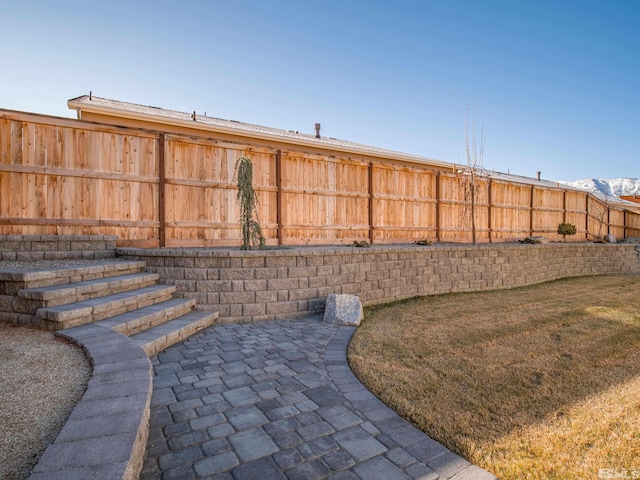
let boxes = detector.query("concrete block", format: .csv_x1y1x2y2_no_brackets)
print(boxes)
194,257,231,269
197,280,231,292
287,266,317,278
185,268,208,280
219,291,256,305
265,256,298,268
56,410,142,442
267,278,300,290
241,256,265,268
266,301,299,315
220,268,255,281
255,291,278,302
254,267,278,279
242,303,266,316
32,433,136,470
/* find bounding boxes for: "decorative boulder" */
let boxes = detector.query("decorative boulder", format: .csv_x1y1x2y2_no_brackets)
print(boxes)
323,294,363,326
521,236,548,244
603,234,617,243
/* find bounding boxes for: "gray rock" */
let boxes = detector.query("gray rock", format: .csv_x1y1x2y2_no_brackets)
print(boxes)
323,294,363,326
625,237,640,244
521,236,548,244
603,234,617,243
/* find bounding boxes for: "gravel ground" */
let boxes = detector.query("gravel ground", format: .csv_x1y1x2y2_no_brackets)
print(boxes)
0,258,119,478
0,323,90,480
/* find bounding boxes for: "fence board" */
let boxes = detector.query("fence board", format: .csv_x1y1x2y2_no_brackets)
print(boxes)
2,109,638,247
163,137,277,246
609,209,625,239
587,196,611,240
372,164,437,243
626,211,640,237
280,152,369,244
0,113,160,245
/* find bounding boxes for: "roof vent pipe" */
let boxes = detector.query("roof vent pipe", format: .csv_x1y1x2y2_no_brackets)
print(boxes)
537,171,541,181
315,123,321,138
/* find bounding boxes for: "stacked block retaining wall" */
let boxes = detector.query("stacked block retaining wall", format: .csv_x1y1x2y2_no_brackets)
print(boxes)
0,235,117,261
118,243,640,323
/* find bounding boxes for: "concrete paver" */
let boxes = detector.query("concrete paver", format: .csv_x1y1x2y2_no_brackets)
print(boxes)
141,316,497,480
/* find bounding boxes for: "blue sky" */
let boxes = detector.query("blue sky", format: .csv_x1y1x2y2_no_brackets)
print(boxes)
1,0,638,181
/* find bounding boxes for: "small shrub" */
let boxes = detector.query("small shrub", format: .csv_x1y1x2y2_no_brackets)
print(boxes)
414,239,432,246
352,240,370,248
557,223,577,242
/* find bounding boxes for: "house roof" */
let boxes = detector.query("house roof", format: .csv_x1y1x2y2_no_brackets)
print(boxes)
65,95,638,212
621,195,640,204
483,170,567,189
67,95,455,169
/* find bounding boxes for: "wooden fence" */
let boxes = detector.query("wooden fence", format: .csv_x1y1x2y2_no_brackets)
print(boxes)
1,109,639,247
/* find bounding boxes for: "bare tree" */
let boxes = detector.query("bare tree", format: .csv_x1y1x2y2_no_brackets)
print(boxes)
461,107,487,245
589,193,613,241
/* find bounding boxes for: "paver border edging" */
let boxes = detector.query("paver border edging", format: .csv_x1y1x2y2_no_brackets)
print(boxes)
28,324,152,480
323,325,497,479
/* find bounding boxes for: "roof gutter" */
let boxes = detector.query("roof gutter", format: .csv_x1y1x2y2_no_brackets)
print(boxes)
67,99,455,170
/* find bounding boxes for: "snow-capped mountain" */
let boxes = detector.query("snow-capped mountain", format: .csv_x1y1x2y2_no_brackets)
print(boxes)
558,178,640,199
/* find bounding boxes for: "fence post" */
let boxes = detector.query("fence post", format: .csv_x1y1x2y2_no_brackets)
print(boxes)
530,185,535,236
276,149,283,245
435,172,441,242
158,133,166,248
368,162,374,244
487,178,492,243
624,210,628,240
585,194,589,240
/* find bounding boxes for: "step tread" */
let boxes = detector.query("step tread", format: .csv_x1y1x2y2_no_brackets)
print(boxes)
0,261,146,282
18,272,159,301
94,298,197,334
37,284,177,321
130,311,218,355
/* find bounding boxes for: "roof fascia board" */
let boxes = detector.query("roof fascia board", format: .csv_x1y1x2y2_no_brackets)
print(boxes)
67,99,454,170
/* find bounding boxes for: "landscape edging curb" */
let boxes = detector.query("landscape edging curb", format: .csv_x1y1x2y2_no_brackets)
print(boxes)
28,324,152,480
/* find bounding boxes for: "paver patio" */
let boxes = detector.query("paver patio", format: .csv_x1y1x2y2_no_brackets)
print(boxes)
140,316,496,480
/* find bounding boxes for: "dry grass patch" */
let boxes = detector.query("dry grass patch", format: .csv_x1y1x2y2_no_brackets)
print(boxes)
348,275,640,479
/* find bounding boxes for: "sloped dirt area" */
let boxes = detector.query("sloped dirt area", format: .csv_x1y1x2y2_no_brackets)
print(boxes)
0,323,90,480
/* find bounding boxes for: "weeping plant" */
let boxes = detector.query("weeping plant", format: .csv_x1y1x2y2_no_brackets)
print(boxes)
235,156,266,250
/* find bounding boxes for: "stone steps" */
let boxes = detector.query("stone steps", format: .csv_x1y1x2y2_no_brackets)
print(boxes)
95,298,197,336
0,260,147,295
36,284,178,330
131,310,219,356
18,272,161,308
0,259,218,350
2,236,220,480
